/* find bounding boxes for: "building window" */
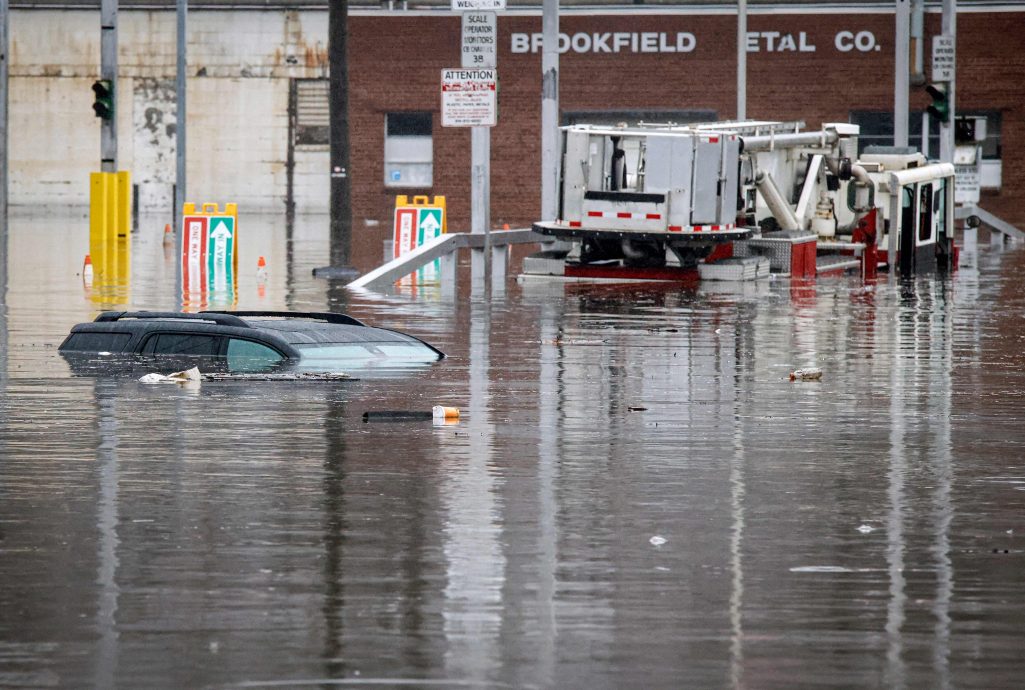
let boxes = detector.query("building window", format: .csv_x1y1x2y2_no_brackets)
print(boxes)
850,109,1002,188
292,79,330,149
385,113,433,188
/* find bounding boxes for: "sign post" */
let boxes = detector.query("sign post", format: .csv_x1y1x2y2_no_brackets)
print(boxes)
936,0,956,164
448,0,503,292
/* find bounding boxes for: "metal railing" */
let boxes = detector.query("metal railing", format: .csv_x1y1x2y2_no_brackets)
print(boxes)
347,228,542,291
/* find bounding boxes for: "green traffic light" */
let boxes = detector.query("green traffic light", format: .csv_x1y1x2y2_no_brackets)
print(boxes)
92,79,114,120
925,83,949,124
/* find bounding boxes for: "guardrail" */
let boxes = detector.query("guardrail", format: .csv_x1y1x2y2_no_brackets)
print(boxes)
347,228,544,291
955,206,1025,241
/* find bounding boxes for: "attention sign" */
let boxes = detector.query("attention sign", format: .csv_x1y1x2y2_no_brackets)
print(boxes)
441,68,497,127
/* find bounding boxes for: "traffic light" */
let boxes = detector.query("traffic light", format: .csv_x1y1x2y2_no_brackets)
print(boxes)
925,83,949,124
91,79,114,120
954,116,975,144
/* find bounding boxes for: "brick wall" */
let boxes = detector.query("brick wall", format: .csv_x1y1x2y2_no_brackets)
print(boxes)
346,10,1025,267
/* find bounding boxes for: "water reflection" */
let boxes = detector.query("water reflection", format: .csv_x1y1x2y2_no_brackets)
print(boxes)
93,379,121,689
441,301,504,682
321,389,347,682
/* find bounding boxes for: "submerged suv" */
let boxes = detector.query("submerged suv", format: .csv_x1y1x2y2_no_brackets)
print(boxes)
59,311,444,374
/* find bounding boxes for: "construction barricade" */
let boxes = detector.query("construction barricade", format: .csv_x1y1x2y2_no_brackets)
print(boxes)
393,195,446,285
181,202,239,310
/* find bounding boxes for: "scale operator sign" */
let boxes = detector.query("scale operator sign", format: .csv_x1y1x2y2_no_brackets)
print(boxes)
441,69,497,127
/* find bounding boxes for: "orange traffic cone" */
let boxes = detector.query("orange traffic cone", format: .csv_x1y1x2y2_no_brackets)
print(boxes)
256,256,268,281
162,223,173,245
82,254,93,283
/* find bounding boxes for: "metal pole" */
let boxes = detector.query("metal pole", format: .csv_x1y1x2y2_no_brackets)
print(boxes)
1,0,8,226
911,0,925,82
737,0,746,120
0,0,6,392
921,111,929,158
471,125,490,290
939,0,956,164
313,0,357,279
174,0,186,303
894,0,910,148
540,0,559,223
100,0,117,172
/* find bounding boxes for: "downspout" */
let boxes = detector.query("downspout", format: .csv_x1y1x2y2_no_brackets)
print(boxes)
911,0,926,85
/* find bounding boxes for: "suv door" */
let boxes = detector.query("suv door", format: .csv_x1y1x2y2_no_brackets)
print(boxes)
139,332,229,372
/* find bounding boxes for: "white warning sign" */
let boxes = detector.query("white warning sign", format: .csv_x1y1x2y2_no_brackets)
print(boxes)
441,68,497,128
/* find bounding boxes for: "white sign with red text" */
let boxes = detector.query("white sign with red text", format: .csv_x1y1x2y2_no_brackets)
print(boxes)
441,68,497,127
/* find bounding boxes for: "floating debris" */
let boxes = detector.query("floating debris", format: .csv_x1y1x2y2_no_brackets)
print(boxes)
363,411,434,422
628,406,648,412
789,367,823,381
140,367,202,385
202,372,354,382
433,405,460,422
649,535,667,546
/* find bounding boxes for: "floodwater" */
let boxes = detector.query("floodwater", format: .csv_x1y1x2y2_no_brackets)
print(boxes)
1,209,1025,688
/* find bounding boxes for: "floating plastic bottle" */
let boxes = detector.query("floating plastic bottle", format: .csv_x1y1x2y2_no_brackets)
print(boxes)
432,406,460,421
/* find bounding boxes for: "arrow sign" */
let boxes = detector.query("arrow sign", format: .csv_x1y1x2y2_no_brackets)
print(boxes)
418,209,442,238
207,217,235,291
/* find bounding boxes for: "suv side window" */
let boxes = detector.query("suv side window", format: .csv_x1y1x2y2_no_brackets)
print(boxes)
226,339,284,372
141,333,222,356
62,332,132,352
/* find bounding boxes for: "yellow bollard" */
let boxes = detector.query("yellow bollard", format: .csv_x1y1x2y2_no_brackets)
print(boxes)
89,170,132,292
89,172,112,280
115,171,131,283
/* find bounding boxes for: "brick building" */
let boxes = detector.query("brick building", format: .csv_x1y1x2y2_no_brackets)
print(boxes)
7,1,1024,269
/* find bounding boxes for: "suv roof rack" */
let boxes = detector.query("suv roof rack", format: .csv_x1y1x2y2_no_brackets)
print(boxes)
201,311,367,327
94,311,251,328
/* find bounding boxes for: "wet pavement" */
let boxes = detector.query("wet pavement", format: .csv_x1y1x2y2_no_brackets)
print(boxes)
1,211,1025,688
